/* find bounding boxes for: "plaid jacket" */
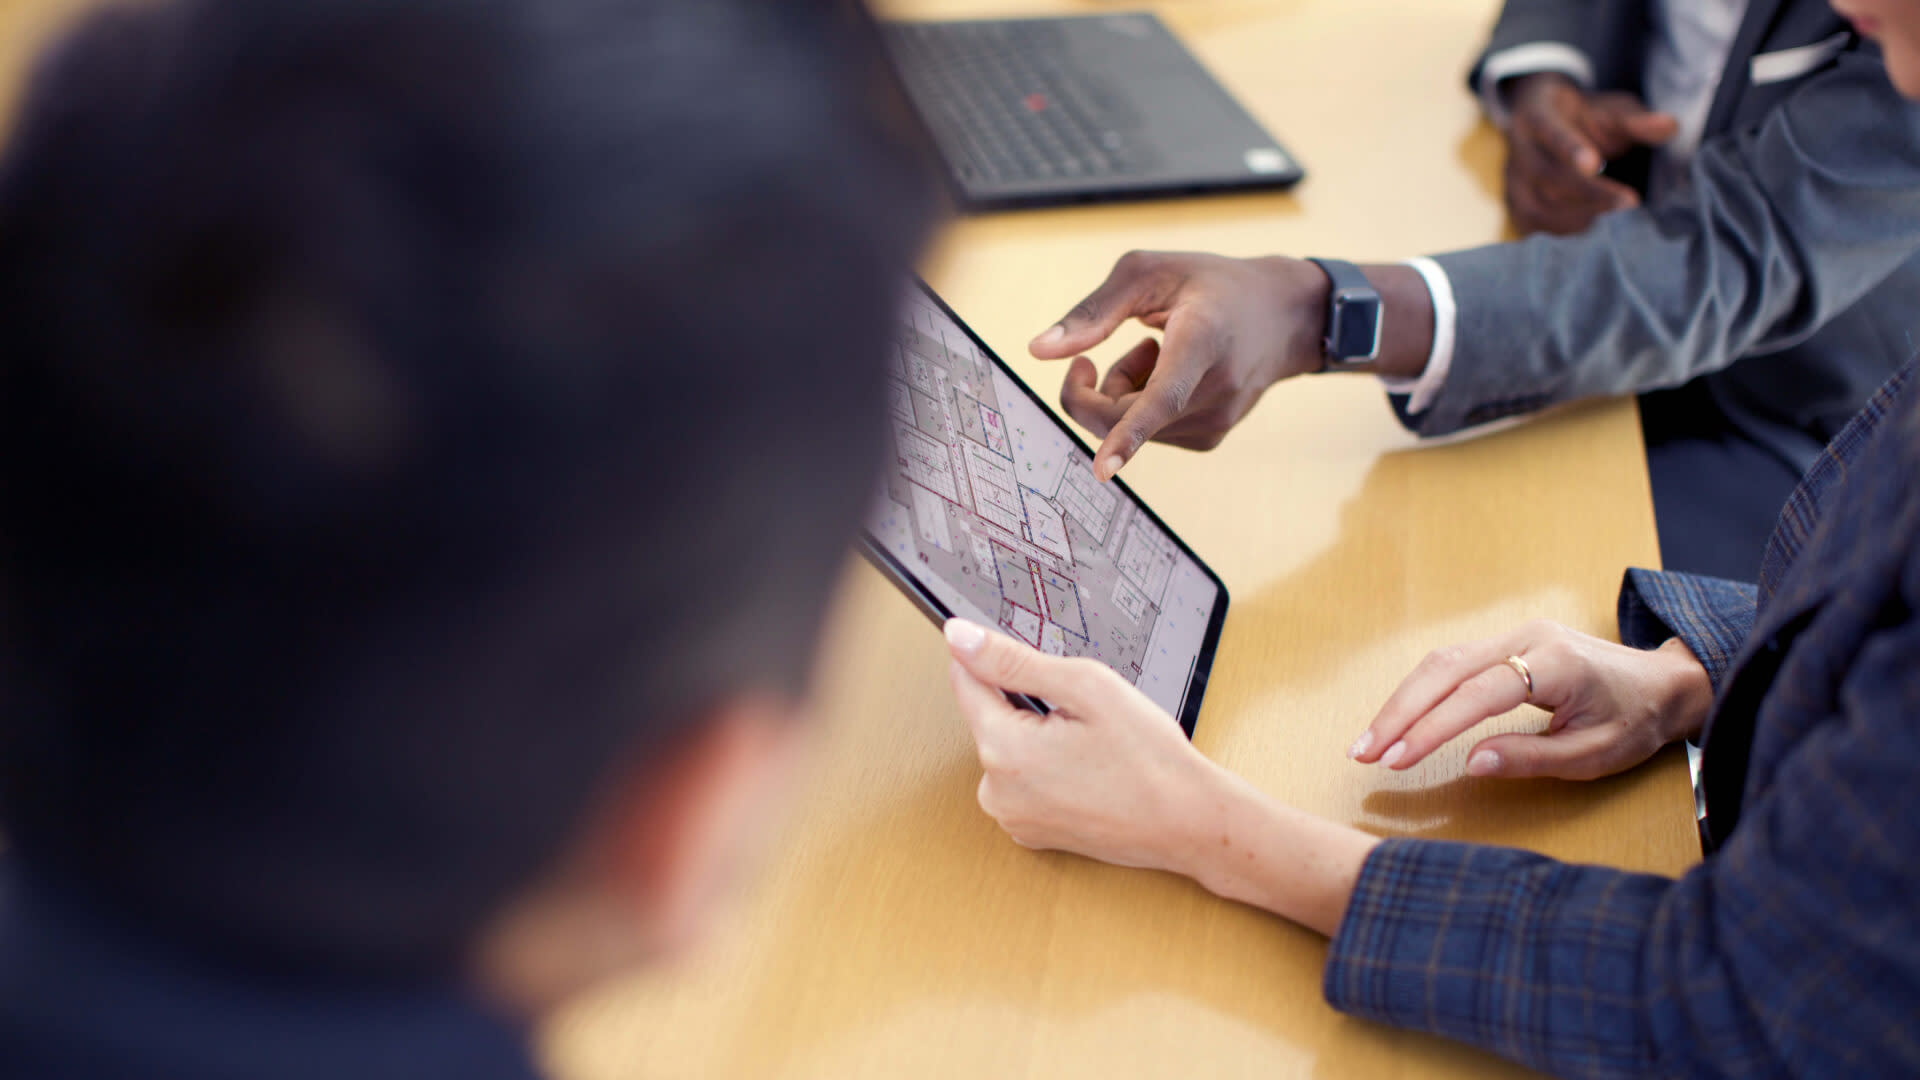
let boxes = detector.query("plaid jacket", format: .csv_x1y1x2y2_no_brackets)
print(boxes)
1324,362,1920,1078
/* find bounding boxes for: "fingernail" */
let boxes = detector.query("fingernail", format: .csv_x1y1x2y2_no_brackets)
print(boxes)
943,618,986,653
1096,454,1124,481
1033,325,1066,350
1379,741,1408,768
1347,731,1375,760
1467,750,1501,776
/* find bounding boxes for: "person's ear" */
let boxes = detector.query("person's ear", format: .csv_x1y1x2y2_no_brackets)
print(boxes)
470,694,810,1016
601,692,811,959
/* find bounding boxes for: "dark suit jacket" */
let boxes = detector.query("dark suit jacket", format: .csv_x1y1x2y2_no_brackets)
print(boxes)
1326,361,1920,1077
1408,0,1920,484
0,866,545,1080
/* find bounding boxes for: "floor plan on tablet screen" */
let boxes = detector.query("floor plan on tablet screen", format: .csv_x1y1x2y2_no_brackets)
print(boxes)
867,289,1220,717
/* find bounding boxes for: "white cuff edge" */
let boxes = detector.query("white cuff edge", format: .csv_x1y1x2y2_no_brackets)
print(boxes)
1478,42,1595,127
1377,256,1457,417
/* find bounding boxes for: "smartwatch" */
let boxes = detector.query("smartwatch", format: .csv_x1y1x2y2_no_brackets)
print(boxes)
1305,257,1382,369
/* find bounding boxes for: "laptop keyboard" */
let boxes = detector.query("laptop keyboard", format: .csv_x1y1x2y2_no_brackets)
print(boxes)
885,21,1150,187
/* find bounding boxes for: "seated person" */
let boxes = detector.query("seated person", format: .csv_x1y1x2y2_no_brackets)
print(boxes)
1029,0,1920,580
942,2,1920,1074
0,1,930,1076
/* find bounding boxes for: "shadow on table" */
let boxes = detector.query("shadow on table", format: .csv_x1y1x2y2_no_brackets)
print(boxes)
1212,397,1650,710
1199,397,1683,860
1354,748,1689,847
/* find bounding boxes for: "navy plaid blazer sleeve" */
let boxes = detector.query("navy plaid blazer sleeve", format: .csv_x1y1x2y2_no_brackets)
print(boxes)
1321,605,1920,1078
1616,568,1757,693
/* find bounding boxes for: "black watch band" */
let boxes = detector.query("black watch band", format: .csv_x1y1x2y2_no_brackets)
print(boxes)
1306,257,1382,370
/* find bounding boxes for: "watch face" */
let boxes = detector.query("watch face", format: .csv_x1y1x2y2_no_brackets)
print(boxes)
1329,293,1382,361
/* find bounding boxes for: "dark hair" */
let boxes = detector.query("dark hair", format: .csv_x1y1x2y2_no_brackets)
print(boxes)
0,0,933,976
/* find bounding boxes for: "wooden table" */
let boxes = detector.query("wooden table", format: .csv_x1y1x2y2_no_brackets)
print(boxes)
543,3,1699,1079
0,1,1700,1076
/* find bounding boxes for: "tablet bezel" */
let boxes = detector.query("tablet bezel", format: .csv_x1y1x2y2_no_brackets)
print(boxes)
858,277,1229,737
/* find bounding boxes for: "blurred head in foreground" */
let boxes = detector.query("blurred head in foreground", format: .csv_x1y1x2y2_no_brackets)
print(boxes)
0,0,932,1014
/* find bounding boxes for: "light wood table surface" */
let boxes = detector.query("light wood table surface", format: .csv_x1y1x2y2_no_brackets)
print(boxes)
0,2,1701,1078
544,3,1700,1079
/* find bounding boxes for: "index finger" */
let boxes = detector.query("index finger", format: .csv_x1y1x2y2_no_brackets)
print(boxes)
1030,251,1181,360
1088,312,1207,480
1582,93,1678,154
1382,664,1534,771
1352,634,1515,762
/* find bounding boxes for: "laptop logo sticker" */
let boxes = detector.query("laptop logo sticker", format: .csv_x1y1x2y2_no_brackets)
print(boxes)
1244,148,1290,175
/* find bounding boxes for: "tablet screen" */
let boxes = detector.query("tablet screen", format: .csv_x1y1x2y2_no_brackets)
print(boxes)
865,284,1225,721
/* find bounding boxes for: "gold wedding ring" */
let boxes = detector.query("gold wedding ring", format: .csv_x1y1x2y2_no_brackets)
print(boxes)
1503,654,1534,702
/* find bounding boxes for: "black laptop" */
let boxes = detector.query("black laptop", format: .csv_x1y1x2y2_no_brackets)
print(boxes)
881,11,1304,211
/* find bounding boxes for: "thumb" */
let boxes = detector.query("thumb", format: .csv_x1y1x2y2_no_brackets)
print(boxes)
1464,725,1622,781
948,659,1022,750
943,618,1107,708
1031,252,1178,360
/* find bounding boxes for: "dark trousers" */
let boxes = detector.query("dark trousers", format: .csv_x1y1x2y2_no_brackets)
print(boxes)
1639,383,1806,583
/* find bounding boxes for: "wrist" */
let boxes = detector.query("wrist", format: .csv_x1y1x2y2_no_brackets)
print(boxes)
1270,258,1433,381
1179,774,1381,937
1653,636,1713,744
1175,769,1273,904
1500,69,1578,111
1156,754,1255,885
1169,764,1319,904
1347,263,1434,380
1253,255,1331,381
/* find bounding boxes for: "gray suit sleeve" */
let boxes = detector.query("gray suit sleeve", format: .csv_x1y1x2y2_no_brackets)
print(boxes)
1469,0,1602,93
1411,47,1920,436
1486,0,1597,54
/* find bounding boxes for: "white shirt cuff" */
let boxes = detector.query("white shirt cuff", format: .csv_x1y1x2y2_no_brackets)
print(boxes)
1377,256,1456,417
1477,42,1595,127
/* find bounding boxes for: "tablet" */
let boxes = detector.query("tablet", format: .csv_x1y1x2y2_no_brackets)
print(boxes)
861,280,1229,735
